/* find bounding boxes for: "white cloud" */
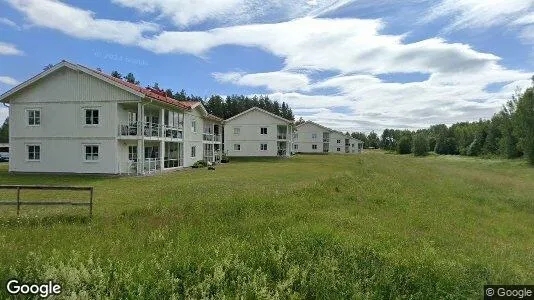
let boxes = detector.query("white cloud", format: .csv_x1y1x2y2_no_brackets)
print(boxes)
213,71,310,92
0,17,19,29
111,0,358,27
425,0,533,30
140,18,503,76
424,0,534,44
512,12,534,25
7,0,159,45
0,76,19,85
0,42,23,55
5,0,534,132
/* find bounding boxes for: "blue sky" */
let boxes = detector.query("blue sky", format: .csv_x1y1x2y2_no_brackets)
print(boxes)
1,0,533,133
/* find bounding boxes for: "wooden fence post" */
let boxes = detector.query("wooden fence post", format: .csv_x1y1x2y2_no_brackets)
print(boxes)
89,187,93,217
16,186,20,216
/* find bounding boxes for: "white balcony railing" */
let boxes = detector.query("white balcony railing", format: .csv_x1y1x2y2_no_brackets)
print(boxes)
118,122,183,139
277,133,287,140
203,133,221,142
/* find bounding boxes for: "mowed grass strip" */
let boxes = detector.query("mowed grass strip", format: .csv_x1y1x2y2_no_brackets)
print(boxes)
0,153,532,299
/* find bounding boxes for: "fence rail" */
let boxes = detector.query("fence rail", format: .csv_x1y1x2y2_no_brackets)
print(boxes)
0,185,94,217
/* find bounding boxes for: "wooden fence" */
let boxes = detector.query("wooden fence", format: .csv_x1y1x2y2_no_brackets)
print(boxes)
0,185,93,217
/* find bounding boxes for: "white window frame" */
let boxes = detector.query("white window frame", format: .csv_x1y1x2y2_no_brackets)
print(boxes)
312,133,317,140
234,144,241,151
84,108,100,126
191,146,196,157
191,119,197,133
83,144,100,162
294,144,298,150
260,127,268,135
26,144,41,161
234,127,240,135
128,145,138,161
293,133,298,140
337,147,341,152
27,109,41,126
312,144,318,150
260,143,268,151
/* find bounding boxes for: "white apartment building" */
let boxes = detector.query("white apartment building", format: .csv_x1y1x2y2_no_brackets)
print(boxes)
0,61,222,175
223,107,293,157
293,121,332,153
294,121,363,154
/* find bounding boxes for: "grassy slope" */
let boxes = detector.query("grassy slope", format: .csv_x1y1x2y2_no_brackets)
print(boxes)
0,152,532,298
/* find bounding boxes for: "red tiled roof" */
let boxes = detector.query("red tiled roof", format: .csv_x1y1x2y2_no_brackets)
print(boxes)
177,101,201,109
95,70,190,110
206,114,224,122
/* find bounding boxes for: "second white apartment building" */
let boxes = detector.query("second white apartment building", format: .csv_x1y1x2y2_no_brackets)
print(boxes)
293,121,363,154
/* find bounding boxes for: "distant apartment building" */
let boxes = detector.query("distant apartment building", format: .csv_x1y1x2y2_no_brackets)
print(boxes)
223,107,293,157
294,121,363,154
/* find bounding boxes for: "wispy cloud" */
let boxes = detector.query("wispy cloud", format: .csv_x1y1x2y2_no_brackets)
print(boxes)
7,0,159,45
111,0,359,27
0,41,23,55
213,71,310,92
0,17,20,29
0,76,19,85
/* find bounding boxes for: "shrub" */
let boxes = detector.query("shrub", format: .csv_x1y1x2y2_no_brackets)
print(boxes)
412,134,428,156
396,136,412,154
192,160,207,168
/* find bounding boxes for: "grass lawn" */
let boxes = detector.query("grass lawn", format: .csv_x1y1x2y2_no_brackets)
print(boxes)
0,152,533,298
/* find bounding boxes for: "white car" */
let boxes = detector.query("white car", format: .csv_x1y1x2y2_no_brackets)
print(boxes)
0,152,9,162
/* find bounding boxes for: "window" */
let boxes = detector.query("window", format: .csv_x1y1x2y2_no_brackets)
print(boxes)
312,144,318,150
293,133,298,140
27,145,40,161
260,143,268,151
234,144,241,151
84,145,99,161
337,147,341,152
294,144,298,150
260,127,267,135
312,133,317,139
85,109,99,125
191,146,196,157
27,109,41,126
191,120,197,133
337,139,341,144
234,127,240,135
128,146,138,161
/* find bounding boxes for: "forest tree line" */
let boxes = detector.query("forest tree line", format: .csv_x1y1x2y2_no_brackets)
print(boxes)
359,83,534,164
110,71,295,120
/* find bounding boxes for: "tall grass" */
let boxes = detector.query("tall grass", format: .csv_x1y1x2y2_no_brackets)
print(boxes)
0,153,532,298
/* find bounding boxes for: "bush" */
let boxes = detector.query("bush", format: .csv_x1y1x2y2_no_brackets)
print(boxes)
192,160,207,168
396,136,412,154
412,134,428,156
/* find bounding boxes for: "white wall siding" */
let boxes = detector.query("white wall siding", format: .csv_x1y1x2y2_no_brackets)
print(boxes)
5,66,143,174
224,109,291,157
183,108,203,167
10,138,117,174
294,122,328,153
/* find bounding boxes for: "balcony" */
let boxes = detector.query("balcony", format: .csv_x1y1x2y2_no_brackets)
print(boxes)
118,122,183,139
203,133,222,142
277,133,287,140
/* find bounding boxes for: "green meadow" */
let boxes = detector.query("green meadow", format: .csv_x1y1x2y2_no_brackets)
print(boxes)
0,152,533,299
